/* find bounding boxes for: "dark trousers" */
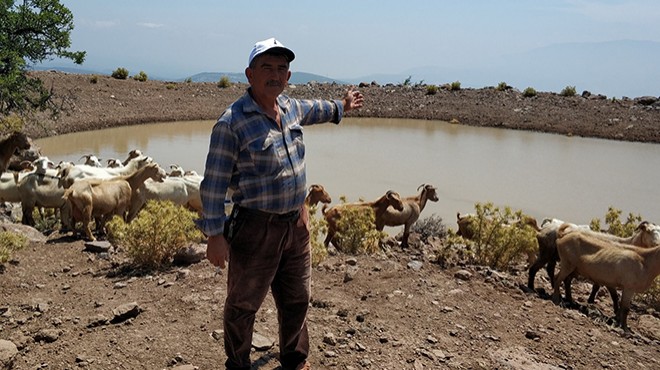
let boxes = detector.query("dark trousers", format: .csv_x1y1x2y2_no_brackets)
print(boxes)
223,206,311,370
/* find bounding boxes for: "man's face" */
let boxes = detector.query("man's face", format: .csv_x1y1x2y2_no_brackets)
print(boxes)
246,53,291,99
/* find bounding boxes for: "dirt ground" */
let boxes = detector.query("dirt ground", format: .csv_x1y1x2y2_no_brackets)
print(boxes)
2,71,660,370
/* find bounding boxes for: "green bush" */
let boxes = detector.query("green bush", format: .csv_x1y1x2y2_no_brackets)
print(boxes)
522,87,537,97
454,202,538,270
589,206,643,237
402,76,412,86
426,85,438,95
0,231,28,264
111,67,129,80
0,114,24,132
106,200,204,270
496,82,509,91
184,77,192,83
217,76,231,88
448,81,461,91
560,85,576,97
89,75,98,84
132,70,148,82
165,83,177,90
332,197,386,255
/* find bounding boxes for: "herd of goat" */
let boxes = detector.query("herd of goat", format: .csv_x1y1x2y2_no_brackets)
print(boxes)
2,131,660,332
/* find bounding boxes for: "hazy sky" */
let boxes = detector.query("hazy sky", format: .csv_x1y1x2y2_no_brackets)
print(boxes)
46,0,660,96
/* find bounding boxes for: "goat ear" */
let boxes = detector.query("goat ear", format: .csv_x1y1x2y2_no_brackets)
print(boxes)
637,221,650,231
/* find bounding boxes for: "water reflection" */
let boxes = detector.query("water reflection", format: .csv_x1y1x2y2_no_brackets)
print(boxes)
35,118,660,229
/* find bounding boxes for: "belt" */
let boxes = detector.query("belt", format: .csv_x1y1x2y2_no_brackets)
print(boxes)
235,206,300,223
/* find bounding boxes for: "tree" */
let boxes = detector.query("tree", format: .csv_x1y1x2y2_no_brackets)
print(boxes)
0,0,85,125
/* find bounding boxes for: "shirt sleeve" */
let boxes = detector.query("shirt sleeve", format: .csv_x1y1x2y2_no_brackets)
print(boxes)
195,119,238,236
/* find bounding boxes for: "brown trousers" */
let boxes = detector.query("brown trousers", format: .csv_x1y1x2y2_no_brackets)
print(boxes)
223,206,311,370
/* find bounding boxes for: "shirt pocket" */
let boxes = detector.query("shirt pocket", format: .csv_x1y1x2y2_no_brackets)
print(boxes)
290,125,305,159
245,134,280,175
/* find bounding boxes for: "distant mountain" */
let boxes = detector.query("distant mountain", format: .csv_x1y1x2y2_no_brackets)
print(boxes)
187,71,344,85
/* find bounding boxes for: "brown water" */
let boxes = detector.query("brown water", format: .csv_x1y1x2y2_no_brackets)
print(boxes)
35,118,660,229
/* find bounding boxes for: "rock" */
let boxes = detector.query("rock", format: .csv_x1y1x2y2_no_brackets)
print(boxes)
252,332,274,351
87,314,110,328
454,269,472,280
172,365,196,370
34,328,62,343
173,243,206,265
407,260,423,271
84,240,113,253
635,315,660,341
110,302,141,323
0,339,18,368
0,223,47,243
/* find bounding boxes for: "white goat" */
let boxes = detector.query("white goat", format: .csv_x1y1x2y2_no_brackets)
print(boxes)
80,154,102,167
321,190,405,249
168,164,185,177
106,158,124,168
377,184,439,248
553,224,660,331
58,155,152,189
128,172,202,221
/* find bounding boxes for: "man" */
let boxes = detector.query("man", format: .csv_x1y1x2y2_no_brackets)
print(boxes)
196,37,364,370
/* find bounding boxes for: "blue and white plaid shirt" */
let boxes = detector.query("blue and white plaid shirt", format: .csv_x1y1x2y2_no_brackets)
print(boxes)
196,88,344,236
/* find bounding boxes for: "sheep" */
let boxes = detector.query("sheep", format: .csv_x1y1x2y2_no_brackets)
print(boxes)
17,168,71,228
80,154,102,167
321,190,404,249
552,225,660,331
377,184,439,248
0,157,55,204
168,164,185,177
63,162,167,241
0,131,31,176
57,154,152,189
527,218,590,292
305,184,332,208
127,171,203,221
528,220,660,305
106,158,124,168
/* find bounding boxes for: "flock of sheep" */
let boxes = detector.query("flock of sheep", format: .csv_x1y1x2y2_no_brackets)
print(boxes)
2,131,659,333
1,144,203,242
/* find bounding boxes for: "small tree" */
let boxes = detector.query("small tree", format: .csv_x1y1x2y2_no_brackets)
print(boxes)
111,67,129,80
132,70,148,82
522,87,537,97
560,85,576,97
217,75,231,88
332,197,386,255
0,0,85,122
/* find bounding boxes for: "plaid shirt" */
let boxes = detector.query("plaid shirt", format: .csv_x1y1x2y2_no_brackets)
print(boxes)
196,88,344,236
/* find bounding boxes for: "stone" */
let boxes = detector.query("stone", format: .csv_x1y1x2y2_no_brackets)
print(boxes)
0,339,18,368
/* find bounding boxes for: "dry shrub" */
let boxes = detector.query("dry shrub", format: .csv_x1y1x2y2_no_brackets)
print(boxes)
333,197,386,255
308,204,328,267
106,200,204,270
0,231,28,264
455,202,537,270
410,213,447,243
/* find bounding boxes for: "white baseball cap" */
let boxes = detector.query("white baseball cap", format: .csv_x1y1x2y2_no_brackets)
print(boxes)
248,37,295,67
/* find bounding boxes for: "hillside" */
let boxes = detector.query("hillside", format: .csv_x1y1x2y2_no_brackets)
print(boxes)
1,71,660,369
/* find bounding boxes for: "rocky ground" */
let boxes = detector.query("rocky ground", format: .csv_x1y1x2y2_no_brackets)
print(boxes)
1,71,660,370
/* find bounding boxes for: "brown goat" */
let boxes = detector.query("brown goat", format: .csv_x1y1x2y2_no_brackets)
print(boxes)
377,184,439,248
321,190,404,249
0,131,31,176
63,162,166,241
305,184,332,208
553,225,660,331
